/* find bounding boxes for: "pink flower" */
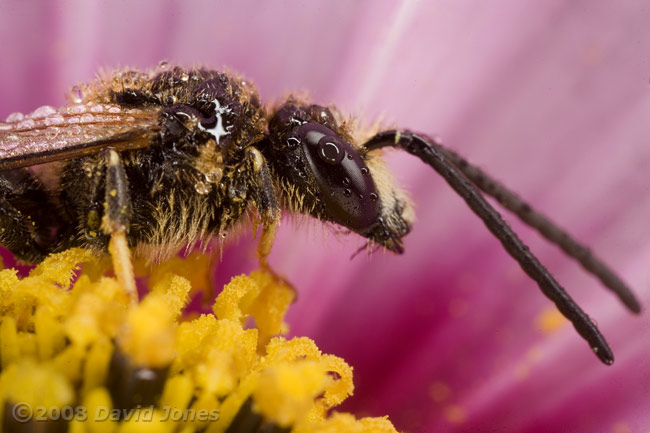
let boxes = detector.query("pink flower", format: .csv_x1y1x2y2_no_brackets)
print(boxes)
1,1,650,432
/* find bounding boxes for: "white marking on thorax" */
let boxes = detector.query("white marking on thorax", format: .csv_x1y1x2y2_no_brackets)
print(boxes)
198,98,230,144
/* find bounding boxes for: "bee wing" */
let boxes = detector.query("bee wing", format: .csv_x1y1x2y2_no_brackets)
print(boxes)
0,104,160,171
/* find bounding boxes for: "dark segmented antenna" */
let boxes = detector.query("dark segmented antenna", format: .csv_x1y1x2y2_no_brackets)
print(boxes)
437,146,640,314
363,130,614,365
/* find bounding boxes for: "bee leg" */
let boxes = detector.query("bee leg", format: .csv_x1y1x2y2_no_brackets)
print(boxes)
246,148,280,266
364,130,614,365
101,148,137,302
0,169,63,263
246,148,296,296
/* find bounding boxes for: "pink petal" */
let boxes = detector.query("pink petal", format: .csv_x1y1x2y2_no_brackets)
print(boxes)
1,2,650,432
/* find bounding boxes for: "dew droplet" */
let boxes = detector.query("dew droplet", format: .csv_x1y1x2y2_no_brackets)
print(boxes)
30,105,57,119
5,112,24,122
358,194,364,199
343,188,352,197
346,154,353,160
286,137,300,148
158,60,169,70
369,192,378,202
205,168,223,183
17,119,36,130
46,127,60,138
165,95,177,104
342,177,351,186
221,232,228,239
181,72,189,82
44,114,65,126
195,181,210,195
319,141,343,165
67,104,87,114
111,76,122,90
80,113,95,123
69,86,84,103
360,167,369,175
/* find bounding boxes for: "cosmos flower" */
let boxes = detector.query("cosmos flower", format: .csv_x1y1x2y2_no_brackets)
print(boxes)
1,1,650,432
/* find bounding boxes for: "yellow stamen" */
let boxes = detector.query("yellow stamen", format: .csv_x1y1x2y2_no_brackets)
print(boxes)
0,249,398,433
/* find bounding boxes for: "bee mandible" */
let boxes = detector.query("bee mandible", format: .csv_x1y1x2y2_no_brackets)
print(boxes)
0,64,639,365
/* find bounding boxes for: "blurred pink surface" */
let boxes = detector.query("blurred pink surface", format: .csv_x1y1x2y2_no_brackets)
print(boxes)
2,1,650,432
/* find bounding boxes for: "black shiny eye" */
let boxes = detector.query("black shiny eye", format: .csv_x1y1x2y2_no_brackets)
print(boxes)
290,122,380,232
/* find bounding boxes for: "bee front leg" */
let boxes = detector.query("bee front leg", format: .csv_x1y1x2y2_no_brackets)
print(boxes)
247,147,296,298
246,148,280,267
101,148,137,302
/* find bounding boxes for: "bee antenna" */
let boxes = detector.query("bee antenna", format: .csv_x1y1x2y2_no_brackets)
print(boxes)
364,130,615,365
437,146,640,314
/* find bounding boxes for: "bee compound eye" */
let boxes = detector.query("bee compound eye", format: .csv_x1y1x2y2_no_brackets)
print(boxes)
294,122,380,232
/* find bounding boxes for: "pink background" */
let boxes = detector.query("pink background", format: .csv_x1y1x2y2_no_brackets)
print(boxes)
2,1,650,432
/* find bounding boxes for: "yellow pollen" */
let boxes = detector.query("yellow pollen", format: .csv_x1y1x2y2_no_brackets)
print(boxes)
536,307,568,334
612,421,631,433
444,404,467,424
0,248,391,432
429,381,451,403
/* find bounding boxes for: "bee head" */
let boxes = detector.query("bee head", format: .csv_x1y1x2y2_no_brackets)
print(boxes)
265,100,413,253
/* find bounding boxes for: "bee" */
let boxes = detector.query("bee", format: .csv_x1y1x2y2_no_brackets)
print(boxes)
0,63,639,365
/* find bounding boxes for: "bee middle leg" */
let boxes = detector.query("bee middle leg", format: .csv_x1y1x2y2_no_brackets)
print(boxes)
100,148,137,302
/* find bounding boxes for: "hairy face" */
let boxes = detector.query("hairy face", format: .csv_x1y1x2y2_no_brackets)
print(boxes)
263,100,413,253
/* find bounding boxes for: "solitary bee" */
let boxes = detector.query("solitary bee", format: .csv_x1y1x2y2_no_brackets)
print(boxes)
0,63,639,365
